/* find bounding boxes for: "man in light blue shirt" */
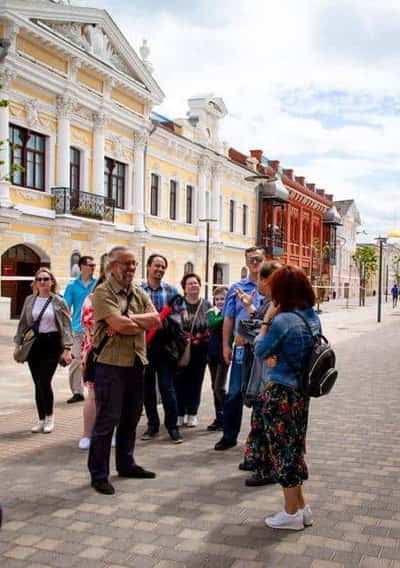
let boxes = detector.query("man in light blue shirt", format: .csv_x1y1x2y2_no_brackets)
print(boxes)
64,256,96,403
214,247,265,451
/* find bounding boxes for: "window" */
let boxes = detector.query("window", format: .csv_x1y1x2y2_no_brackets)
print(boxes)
169,180,177,220
150,173,159,216
229,199,235,233
242,204,248,235
241,266,248,279
70,147,80,191
9,124,45,190
186,185,193,224
184,261,194,273
70,252,81,277
104,158,125,209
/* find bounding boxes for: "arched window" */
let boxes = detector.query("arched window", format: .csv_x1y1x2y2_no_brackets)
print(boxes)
70,252,81,278
241,266,248,279
184,261,194,274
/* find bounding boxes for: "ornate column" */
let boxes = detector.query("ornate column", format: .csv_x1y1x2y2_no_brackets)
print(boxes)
197,155,210,240
132,131,147,231
92,111,106,196
56,95,75,188
211,162,223,241
0,67,17,207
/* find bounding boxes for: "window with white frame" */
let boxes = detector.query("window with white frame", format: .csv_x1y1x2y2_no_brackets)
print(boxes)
184,261,194,273
150,173,160,216
242,204,248,236
70,147,81,191
229,199,235,233
169,179,177,220
104,158,125,209
186,184,193,224
9,124,46,190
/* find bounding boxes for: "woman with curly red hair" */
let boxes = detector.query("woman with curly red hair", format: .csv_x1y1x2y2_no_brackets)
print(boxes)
254,265,321,530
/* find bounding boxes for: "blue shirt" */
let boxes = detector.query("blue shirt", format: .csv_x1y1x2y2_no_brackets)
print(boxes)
255,307,321,389
140,281,180,313
63,276,96,333
222,277,263,334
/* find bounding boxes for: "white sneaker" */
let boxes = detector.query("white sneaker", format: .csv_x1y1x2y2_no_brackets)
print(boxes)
177,416,184,427
265,510,304,530
186,415,198,428
78,437,91,450
31,420,44,433
300,504,313,526
43,415,54,434
111,432,116,448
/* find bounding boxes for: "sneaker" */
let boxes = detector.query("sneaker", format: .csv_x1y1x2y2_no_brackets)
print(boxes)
169,428,183,444
118,465,156,479
207,419,223,431
141,428,159,441
67,393,84,404
177,416,185,427
265,510,304,531
214,436,237,451
31,420,44,433
43,415,54,434
186,415,198,428
78,437,91,450
91,479,115,495
111,432,116,448
300,504,313,526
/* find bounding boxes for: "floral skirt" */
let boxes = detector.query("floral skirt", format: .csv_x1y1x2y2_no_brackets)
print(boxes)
244,382,309,488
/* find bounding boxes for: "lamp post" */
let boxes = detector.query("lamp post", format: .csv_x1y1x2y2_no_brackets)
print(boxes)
199,218,218,300
376,236,387,323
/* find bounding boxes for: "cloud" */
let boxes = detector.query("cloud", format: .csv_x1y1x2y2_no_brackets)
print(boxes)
72,0,400,238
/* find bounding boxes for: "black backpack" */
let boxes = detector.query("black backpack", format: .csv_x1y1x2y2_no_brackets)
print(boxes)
284,311,338,398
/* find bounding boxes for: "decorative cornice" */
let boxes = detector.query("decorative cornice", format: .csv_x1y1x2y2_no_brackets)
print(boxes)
56,94,77,119
93,111,107,129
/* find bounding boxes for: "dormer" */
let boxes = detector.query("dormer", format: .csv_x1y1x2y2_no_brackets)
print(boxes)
186,94,227,150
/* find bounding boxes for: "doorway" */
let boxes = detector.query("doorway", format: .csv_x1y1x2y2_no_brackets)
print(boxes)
1,244,51,318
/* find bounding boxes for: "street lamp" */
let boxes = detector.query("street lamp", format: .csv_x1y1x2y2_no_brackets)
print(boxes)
199,218,218,300
376,236,387,323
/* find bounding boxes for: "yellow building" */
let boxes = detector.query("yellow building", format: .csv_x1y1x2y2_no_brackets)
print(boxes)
0,0,257,317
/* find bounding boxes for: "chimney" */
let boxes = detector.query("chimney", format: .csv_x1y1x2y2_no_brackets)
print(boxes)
316,189,325,197
246,156,258,171
306,183,316,192
295,176,305,186
283,168,294,180
268,160,280,172
250,149,263,163
325,193,333,202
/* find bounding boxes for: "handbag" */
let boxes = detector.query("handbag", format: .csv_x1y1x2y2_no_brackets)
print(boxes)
177,299,203,368
14,297,52,363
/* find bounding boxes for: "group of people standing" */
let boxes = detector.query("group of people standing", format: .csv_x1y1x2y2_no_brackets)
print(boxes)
14,243,321,530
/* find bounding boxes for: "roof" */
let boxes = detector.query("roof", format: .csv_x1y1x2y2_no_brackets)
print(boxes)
334,199,362,224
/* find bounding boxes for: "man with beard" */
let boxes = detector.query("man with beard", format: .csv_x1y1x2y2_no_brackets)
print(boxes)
88,247,161,495
141,254,184,444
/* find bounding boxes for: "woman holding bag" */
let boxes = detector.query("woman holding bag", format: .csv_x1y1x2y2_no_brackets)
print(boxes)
175,272,211,428
14,268,73,433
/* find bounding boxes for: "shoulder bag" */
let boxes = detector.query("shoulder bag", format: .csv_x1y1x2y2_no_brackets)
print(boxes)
177,299,203,368
14,297,52,363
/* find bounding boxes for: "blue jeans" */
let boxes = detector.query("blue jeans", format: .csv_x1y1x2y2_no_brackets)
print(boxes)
144,353,178,432
88,359,144,482
222,347,245,441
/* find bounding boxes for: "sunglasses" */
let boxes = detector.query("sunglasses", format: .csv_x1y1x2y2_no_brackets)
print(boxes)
36,277,50,282
247,256,263,264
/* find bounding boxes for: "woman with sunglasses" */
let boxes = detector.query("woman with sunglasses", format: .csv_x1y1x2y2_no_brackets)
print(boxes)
14,268,73,433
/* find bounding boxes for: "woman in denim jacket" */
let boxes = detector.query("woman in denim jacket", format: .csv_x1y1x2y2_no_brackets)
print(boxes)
254,265,321,531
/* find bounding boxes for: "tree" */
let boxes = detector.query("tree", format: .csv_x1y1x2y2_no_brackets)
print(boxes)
0,84,23,182
352,246,378,306
311,237,332,311
392,255,400,285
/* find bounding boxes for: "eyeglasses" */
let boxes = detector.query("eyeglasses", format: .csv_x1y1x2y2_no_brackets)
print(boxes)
247,256,263,264
36,277,50,282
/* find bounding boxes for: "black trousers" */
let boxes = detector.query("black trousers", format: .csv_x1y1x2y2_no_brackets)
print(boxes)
88,358,144,482
143,351,178,432
27,333,61,420
207,354,229,422
175,343,208,416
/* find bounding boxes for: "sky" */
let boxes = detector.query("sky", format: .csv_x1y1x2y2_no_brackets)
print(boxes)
74,0,400,243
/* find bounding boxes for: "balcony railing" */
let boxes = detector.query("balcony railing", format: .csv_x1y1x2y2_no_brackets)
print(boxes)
263,226,285,257
52,188,115,223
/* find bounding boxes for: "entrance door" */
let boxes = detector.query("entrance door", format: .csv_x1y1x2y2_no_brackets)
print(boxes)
1,244,50,318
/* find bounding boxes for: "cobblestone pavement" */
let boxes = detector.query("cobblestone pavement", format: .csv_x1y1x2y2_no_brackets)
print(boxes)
0,300,400,567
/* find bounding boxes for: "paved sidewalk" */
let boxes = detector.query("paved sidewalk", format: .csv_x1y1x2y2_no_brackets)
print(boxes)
0,301,399,567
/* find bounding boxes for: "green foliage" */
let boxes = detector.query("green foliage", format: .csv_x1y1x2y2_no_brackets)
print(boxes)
352,246,378,281
71,207,102,220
